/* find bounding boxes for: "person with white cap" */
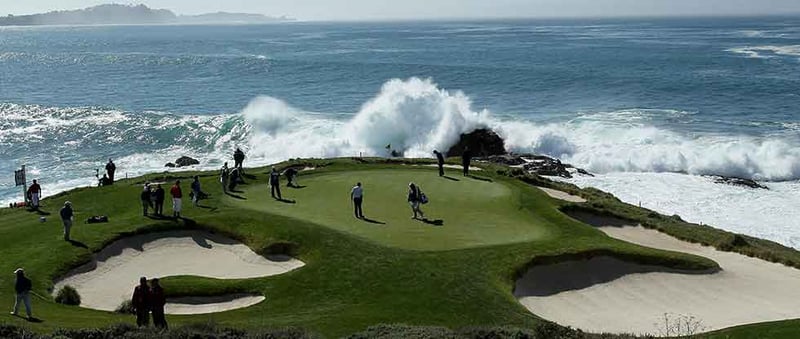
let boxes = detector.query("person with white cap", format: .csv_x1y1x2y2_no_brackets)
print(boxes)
10,268,32,320
60,201,74,241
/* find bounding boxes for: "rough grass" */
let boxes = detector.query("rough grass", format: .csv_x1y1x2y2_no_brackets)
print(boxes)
0,157,795,338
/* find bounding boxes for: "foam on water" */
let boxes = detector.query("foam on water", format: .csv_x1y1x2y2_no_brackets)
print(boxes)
3,77,800,248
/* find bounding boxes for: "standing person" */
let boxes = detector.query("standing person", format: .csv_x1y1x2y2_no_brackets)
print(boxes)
154,184,165,216
269,168,282,200
220,162,229,193
131,277,150,327
105,159,116,184
190,176,201,207
350,182,364,219
149,278,167,329
170,180,182,218
233,148,245,173
60,201,74,241
461,147,472,176
408,183,425,219
140,185,151,216
10,268,32,320
27,180,41,209
433,150,445,177
285,167,299,188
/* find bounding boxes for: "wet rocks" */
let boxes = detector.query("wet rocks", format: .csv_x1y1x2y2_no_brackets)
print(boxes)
446,128,506,157
711,176,769,190
167,156,200,168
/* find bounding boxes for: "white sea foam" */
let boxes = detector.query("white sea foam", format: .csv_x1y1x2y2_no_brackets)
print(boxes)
727,45,800,59
3,78,800,248
562,173,800,249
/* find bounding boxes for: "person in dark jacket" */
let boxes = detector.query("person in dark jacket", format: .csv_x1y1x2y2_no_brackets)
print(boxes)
220,162,229,193
60,201,74,241
233,148,245,173
461,147,472,176
269,167,282,200
285,167,299,188
408,182,424,219
105,159,116,184
140,185,151,216
433,150,445,177
131,277,150,327
149,278,167,329
190,176,201,207
154,184,165,216
10,268,32,319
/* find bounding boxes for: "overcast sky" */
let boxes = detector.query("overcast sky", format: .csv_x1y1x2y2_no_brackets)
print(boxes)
4,0,800,20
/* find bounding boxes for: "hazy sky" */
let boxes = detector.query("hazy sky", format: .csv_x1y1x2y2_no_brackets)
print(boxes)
4,0,800,20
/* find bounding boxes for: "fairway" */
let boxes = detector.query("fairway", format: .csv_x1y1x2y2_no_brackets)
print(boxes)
237,169,551,250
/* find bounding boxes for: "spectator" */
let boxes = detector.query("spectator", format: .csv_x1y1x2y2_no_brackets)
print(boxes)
170,181,182,218
154,184,165,216
27,180,41,209
150,278,167,329
105,159,116,184
131,277,150,327
60,201,74,241
140,185,151,216
10,268,33,320
191,176,201,207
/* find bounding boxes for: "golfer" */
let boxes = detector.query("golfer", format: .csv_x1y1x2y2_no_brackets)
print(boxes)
170,180,182,218
350,182,364,219
408,182,425,219
60,201,74,241
10,268,33,320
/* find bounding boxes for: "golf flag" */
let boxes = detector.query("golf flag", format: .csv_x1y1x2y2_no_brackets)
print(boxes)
14,168,25,187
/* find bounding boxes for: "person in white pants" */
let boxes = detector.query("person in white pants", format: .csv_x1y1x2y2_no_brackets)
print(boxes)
11,268,32,320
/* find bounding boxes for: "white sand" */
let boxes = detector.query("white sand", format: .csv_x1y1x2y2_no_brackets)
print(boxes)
166,294,266,315
54,231,304,314
536,187,586,203
516,221,800,335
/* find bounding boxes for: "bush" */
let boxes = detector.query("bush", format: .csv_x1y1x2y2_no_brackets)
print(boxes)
54,285,81,306
115,300,135,314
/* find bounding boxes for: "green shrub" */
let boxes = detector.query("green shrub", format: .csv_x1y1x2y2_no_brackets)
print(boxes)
115,300,135,314
54,285,81,306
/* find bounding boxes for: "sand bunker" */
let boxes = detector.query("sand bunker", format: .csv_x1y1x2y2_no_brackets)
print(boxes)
54,231,304,314
166,294,266,315
536,187,586,203
515,216,800,335
421,164,482,171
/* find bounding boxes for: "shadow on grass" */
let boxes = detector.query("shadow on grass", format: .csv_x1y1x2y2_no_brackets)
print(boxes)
421,218,444,226
288,184,307,189
242,174,257,180
362,217,386,225
442,176,460,181
68,240,88,249
275,198,296,204
27,208,51,216
468,175,493,183
225,192,247,200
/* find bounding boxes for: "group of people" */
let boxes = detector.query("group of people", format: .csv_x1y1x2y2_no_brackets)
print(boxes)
131,277,167,329
433,147,472,177
99,159,116,186
140,183,166,217
348,181,429,220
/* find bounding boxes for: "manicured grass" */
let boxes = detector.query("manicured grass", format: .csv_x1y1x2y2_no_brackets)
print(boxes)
0,158,778,338
238,169,552,250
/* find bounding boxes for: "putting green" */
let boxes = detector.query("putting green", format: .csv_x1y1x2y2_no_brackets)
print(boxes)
237,169,552,250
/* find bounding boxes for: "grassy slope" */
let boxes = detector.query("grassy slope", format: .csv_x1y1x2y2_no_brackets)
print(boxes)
0,158,786,338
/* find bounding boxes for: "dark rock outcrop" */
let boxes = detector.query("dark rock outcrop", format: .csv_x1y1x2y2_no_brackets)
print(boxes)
711,176,769,190
523,155,573,178
480,154,527,166
174,156,200,167
446,128,505,157
164,163,176,168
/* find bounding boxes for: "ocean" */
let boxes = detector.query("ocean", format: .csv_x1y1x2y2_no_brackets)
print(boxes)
1,17,799,247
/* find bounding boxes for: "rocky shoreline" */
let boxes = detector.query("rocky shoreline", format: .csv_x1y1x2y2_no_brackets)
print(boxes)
455,127,770,189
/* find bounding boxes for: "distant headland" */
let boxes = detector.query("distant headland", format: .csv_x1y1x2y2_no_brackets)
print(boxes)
0,4,294,26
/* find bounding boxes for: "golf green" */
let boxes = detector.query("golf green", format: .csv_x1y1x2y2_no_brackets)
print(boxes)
237,169,553,251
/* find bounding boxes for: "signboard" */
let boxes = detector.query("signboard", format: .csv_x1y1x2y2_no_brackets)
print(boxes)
14,168,25,187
